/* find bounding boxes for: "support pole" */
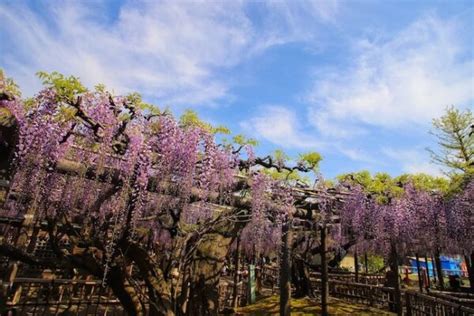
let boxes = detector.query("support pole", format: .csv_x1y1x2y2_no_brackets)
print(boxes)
466,252,474,291
424,254,431,289
354,249,359,283
415,253,423,292
434,248,444,290
321,225,329,316
431,254,437,285
279,216,292,316
390,243,402,316
364,253,369,274
232,235,241,308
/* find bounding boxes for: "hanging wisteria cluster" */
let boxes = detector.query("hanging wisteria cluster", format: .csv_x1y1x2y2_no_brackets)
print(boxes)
1,71,318,292
339,179,473,258
445,180,474,254
239,173,296,255
1,72,472,313
0,76,270,279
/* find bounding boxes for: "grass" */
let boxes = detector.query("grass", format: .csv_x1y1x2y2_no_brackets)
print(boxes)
235,296,395,315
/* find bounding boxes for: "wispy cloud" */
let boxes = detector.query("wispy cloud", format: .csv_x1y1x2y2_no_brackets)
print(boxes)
240,105,377,163
240,105,325,150
1,1,250,104
0,0,339,106
307,14,474,136
382,147,444,176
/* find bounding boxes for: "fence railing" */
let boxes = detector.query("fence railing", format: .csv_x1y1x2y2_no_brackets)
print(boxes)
3,275,474,315
309,278,474,315
427,291,474,308
405,290,474,316
310,271,386,285
311,278,396,309
1,277,126,316
2,276,243,315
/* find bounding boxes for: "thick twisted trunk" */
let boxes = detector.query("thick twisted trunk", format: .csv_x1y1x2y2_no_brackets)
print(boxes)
107,266,145,316
186,232,234,316
122,240,174,316
292,257,313,298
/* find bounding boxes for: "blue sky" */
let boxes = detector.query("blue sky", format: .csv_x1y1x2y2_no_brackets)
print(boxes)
1,0,473,179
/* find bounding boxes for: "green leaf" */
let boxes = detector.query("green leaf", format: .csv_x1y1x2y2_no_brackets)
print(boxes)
36,71,87,103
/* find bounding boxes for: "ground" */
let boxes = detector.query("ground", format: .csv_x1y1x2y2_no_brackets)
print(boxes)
234,296,395,315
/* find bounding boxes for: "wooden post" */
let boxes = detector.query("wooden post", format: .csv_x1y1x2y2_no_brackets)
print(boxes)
248,264,256,304
232,235,241,308
431,254,437,284
354,249,359,283
405,291,412,316
279,216,292,316
390,243,402,316
465,252,474,291
415,253,423,292
434,248,444,290
364,253,369,274
424,254,431,289
321,225,329,316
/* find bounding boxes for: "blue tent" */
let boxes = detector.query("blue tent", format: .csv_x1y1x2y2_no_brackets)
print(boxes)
409,256,463,277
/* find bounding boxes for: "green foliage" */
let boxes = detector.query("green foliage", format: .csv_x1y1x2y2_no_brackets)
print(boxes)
260,150,321,183
125,92,145,109
262,168,309,183
323,179,335,188
56,105,79,122
298,151,322,171
94,83,107,93
23,98,38,112
37,71,87,103
394,173,449,193
0,70,21,127
0,69,21,98
0,108,15,127
428,106,473,175
179,109,230,134
337,170,372,188
273,149,289,164
232,134,258,146
124,92,165,118
365,254,385,273
337,171,403,204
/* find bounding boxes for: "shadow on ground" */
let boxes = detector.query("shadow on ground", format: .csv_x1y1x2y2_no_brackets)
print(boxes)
234,296,395,315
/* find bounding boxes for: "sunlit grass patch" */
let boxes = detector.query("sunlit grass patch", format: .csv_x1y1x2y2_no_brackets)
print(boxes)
235,296,395,315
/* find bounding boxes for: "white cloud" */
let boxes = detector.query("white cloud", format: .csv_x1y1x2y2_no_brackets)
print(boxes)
403,162,444,176
382,147,444,176
0,1,249,104
336,146,376,163
0,0,339,106
240,106,324,149
240,105,376,164
308,15,474,136
242,104,388,163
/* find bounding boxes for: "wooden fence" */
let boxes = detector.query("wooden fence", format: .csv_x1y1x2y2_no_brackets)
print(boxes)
405,290,474,316
310,271,386,285
2,275,474,315
428,291,474,308
310,279,474,315
1,278,126,316
311,278,396,309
